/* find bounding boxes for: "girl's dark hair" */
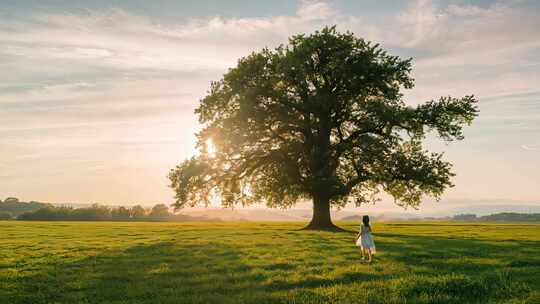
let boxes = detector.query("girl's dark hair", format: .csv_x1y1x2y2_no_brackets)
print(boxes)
362,215,370,228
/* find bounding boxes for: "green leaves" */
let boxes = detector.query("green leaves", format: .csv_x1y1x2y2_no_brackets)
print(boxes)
380,141,454,208
169,26,478,212
415,95,479,141
169,157,213,208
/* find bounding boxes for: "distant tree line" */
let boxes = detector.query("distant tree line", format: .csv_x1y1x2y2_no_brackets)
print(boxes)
1,198,175,221
453,213,540,222
18,203,172,221
0,197,50,219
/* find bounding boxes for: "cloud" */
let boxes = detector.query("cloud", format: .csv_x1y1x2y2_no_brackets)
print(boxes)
297,0,336,20
2,1,537,79
2,0,539,133
0,1,353,134
446,4,487,17
0,2,341,77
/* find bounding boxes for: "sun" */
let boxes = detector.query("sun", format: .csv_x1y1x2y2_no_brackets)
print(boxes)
206,138,216,156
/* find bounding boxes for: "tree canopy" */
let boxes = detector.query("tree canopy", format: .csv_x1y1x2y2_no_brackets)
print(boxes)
149,204,171,218
169,26,478,230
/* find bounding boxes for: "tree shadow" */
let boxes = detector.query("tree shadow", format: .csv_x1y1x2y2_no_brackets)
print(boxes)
266,271,387,291
2,235,378,303
6,241,277,304
4,238,374,304
296,226,357,234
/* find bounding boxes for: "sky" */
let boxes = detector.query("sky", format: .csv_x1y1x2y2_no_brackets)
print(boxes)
1,0,539,212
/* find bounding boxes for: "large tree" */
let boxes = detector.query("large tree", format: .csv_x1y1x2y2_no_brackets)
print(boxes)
169,27,478,230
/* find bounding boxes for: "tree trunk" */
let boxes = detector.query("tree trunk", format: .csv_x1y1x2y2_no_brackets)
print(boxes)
303,195,342,230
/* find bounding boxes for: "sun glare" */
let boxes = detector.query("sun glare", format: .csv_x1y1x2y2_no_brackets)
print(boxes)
206,139,216,156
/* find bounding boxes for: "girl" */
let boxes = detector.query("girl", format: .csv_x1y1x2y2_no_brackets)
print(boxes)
356,215,376,262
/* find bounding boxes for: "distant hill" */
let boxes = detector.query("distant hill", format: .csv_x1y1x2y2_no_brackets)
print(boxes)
453,212,540,222
178,208,248,221
447,203,540,216
178,208,307,221
341,215,363,221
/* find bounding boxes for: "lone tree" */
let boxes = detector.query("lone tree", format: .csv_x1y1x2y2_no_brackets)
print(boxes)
169,27,478,230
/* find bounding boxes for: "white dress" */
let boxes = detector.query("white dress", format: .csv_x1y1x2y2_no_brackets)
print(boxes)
356,224,376,254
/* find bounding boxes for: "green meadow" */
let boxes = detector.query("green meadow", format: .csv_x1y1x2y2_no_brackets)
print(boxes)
1,221,539,304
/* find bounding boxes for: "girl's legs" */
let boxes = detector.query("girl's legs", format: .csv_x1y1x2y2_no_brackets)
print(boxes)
366,249,372,263
360,247,365,260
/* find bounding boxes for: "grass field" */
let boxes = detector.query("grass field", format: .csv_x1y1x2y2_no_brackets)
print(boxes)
1,221,539,304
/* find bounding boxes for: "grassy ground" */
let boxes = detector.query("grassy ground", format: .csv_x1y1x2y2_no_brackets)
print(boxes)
1,221,539,304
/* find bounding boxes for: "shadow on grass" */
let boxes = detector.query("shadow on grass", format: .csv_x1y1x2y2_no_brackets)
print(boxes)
267,271,386,291
6,242,276,304
374,232,540,280
295,226,357,234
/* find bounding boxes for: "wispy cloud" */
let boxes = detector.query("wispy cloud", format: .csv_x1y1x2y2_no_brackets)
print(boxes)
2,1,538,90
